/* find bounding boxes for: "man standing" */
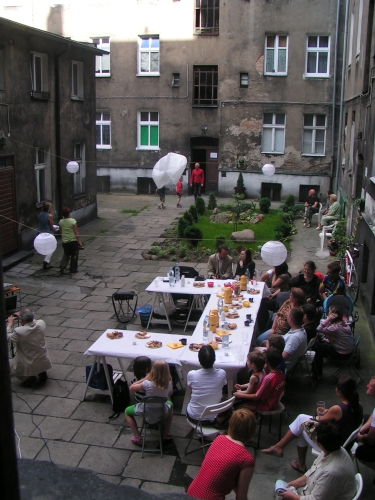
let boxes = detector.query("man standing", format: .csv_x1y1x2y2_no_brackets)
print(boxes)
282,308,307,371
207,244,233,279
303,189,320,228
355,375,375,472
7,307,52,387
190,162,204,201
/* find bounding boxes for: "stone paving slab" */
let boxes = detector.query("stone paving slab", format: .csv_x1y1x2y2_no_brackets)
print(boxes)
122,453,176,482
17,436,45,459
31,416,82,441
34,396,81,418
79,446,131,475
72,421,122,447
12,392,45,413
13,412,45,437
35,440,88,467
71,401,115,423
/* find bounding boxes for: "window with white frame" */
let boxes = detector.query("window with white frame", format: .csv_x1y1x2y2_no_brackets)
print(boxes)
138,36,160,75
73,143,86,195
348,12,354,66
305,36,330,76
96,111,111,149
302,114,326,155
30,52,49,98
71,61,84,99
356,0,363,58
262,113,285,154
91,37,110,76
34,147,51,203
137,112,159,149
265,35,288,75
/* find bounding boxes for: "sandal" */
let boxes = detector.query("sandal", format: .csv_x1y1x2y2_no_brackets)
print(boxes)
261,446,283,458
163,433,173,440
131,435,143,446
290,459,307,474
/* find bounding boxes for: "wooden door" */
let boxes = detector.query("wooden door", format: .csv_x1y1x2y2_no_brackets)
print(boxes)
0,165,18,255
206,149,218,194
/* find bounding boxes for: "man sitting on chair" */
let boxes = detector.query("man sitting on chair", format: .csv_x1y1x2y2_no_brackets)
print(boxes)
186,345,227,425
207,244,233,279
319,194,341,228
282,308,308,371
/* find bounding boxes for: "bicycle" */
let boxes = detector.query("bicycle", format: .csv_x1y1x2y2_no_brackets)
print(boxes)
340,243,362,303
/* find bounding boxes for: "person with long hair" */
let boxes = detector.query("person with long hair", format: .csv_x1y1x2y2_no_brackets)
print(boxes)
58,206,83,274
125,359,173,446
262,376,363,474
311,305,354,378
130,356,152,402
295,260,321,304
235,249,255,279
187,409,256,500
38,201,55,270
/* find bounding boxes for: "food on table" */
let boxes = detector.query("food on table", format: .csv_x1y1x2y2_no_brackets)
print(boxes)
227,323,237,330
208,341,219,350
231,304,243,309
189,343,204,352
225,312,240,319
135,331,150,339
248,288,260,294
106,331,124,339
146,340,163,348
214,336,222,343
193,282,205,288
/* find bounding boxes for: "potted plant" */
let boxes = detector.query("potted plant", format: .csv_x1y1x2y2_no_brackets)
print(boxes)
234,172,246,196
353,198,365,213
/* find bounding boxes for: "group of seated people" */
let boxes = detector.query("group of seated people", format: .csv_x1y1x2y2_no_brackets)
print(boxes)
303,188,341,229
207,244,255,280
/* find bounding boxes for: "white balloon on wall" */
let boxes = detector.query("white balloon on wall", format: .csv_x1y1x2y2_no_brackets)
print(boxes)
66,161,79,174
261,241,287,266
34,233,57,256
262,163,276,176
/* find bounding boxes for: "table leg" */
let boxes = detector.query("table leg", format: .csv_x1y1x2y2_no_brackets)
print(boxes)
82,358,97,401
102,357,114,404
147,293,158,330
184,295,197,332
160,293,172,331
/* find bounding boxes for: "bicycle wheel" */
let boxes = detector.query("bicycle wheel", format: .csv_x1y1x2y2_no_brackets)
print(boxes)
348,269,359,303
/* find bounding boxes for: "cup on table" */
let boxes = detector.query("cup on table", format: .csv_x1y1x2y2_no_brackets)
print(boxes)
132,340,137,345
179,338,187,345
187,280,191,285
244,320,250,327
242,332,248,344
316,401,325,417
246,314,252,322
222,334,230,349
207,281,214,288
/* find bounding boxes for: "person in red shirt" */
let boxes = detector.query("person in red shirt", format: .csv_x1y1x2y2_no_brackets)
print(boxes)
190,162,204,200
233,347,285,411
176,176,183,208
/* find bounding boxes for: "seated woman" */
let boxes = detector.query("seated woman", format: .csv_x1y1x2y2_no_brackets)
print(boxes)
187,409,256,500
125,359,174,445
312,305,354,378
234,249,255,279
277,421,357,500
319,193,341,228
319,261,346,301
294,260,321,304
261,376,363,474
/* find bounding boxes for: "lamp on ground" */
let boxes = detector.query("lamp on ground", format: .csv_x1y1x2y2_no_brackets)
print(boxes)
261,241,287,266
262,163,275,176
66,161,79,174
34,233,57,256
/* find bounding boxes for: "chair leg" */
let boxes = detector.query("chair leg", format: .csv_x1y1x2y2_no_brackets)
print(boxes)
278,413,282,441
257,415,263,449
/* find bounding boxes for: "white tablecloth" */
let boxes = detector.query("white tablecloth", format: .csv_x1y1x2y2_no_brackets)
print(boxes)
145,277,224,294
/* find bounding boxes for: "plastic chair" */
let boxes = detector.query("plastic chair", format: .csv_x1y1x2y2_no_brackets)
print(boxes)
112,290,138,323
319,221,338,251
312,203,323,224
139,396,167,458
310,420,363,457
352,473,363,500
184,397,235,456
257,392,287,448
322,294,358,333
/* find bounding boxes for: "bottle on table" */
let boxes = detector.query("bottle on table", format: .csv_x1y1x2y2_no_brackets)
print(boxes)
169,267,175,287
181,274,185,287
203,315,209,344
175,261,180,283
245,268,250,284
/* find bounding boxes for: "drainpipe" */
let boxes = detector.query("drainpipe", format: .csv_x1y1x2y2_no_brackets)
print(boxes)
335,0,350,193
331,0,342,188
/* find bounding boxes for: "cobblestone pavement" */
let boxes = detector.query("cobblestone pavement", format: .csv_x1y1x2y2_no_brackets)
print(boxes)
5,193,375,498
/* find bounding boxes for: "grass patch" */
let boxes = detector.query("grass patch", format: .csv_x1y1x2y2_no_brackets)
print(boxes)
120,205,148,216
100,229,109,234
195,209,291,251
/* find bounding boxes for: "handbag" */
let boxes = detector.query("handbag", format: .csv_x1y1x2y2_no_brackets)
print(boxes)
109,378,130,420
85,363,113,391
302,418,319,440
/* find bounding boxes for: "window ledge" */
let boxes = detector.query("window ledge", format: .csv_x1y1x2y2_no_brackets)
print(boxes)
261,151,285,155
136,147,160,151
192,104,218,108
264,73,288,77
95,74,111,78
304,74,330,78
74,193,87,200
136,73,160,77
96,145,112,150
30,91,50,100
71,97,84,101
301,153,326,157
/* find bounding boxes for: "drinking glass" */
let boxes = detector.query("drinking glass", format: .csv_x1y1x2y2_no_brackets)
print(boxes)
316,401,325,417
242,332,248,344
222,334,230,349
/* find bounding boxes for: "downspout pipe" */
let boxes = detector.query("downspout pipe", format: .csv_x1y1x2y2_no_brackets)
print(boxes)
331,0,341,187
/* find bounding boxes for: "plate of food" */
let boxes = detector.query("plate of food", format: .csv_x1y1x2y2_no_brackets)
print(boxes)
248,288,260,295
146,340,163,349
135,331,151,339
193,282,205,288
225,312,240,319
189,343,204,352
106,331,124,339
232,304,243,309
227,323,237,330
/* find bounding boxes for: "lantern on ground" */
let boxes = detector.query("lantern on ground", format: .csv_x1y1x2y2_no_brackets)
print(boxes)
261,241,287,266
34,233,57,256
262,163,275,177
66,161,79,174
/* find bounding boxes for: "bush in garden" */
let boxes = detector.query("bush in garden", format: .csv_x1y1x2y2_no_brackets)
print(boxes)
284,194,295,207
177,216,189,238
195,196,206,215
183,211,194,226
189,204,199,222
178,244,188,258
259,197,271,213
274,222,295,241
207,192,217,210
184,226,203,247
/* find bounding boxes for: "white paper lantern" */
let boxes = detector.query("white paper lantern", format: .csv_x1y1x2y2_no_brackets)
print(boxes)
66,161,79,174
261,241,287,266
262,163,275,176
34,233,57,256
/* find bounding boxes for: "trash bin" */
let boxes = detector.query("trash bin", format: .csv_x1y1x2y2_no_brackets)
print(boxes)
136,304,152,328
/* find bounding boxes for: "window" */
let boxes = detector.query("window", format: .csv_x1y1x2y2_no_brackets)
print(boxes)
195,0,219,34
91,37,110,76
193,65,218,106
265,35,288,75
262,113,285,154
138,36,160,75
302,114,326,155
137,112,159,150
240,73,249,88
30,52,49,99
348,13,354,66
73,143,86,195
305,36,330,76
71,61,84,99
356,0,363,58
172,73,180,87
96,111,111,149
34,147,51,203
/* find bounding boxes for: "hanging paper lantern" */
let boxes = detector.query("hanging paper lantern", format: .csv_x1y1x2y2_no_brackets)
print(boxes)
261,241,287,266
262,163,275,176
34,233,57,256
66,161,79,174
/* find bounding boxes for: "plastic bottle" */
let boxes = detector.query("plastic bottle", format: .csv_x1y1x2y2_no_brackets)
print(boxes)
169,267,175,287
253,269,258,285
181,274,185,287
245,268,250,284
175,262,180,283
217,297,224,317
203,316,209,344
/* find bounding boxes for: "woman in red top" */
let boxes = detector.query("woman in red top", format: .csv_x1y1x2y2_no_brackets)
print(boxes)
187,409,256,500
190,162,204,200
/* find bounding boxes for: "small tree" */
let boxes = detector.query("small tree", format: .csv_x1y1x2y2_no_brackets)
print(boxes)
195,196,206,215
184,226,203,247
183,211,194,226
284,194,295,207
177,217,189,238
259,197,271,213
189,204,199,222
237,172,245,189
207,192,217,210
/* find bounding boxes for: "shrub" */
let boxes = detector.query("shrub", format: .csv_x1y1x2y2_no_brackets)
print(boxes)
284,194,295,207
236,172,245,189
207,192,217,210
189,204,199,222
184,225,203,247
178,244,188,258
259,197,271,213
150,246,161,255
158,250,168,258
177,217,189,238
183,211,194,226
216,235,226,248
195,196,206,215
274,222,295,241
168,246,176,255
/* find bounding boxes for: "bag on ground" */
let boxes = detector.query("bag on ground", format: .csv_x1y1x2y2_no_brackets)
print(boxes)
110,378,130,419
85,363,113,390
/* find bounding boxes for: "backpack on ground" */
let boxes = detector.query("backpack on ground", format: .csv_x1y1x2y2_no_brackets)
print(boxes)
109,378,130,420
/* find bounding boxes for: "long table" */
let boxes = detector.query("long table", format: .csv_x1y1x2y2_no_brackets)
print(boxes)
84,281,264,413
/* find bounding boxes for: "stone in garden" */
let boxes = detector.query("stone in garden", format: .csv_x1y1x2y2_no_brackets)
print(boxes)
210,213,231,224
213,208,220,214
230,229,255,242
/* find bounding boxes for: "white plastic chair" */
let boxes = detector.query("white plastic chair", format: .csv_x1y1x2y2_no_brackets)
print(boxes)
309,420,363,457
352,473,363,500
184,396,235,456
319,220,338,251
312,203,323,225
